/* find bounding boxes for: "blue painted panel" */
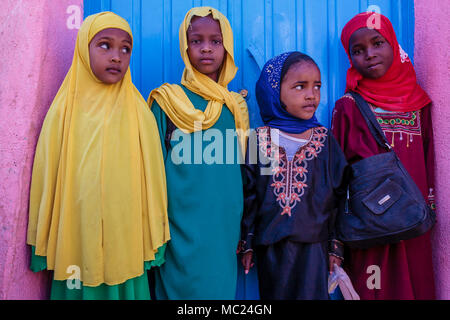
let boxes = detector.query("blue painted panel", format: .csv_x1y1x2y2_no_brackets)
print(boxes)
84,0,414,128
83,0,415,300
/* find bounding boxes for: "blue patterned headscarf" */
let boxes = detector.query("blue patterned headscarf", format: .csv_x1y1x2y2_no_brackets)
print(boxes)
255,52,321,134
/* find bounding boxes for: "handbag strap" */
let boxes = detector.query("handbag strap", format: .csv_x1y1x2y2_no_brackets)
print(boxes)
349,92,392,152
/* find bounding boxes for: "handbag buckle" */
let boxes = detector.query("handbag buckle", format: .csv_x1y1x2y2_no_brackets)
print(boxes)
378,194,391,205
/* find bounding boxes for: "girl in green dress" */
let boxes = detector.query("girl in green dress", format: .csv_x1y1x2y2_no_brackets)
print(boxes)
148,6,249,299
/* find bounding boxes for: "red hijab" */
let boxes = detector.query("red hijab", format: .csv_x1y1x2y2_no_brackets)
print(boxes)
341,12,430,112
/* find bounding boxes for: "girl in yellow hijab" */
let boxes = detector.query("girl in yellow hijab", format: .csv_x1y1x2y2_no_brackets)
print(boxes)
148,7,249,299
27,12,169,300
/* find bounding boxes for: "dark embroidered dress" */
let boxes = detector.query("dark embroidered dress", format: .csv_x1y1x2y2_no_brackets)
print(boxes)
241,126,348,299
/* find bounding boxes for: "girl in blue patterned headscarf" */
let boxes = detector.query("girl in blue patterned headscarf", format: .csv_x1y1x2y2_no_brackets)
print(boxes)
239,52,349,299
256,51,322,134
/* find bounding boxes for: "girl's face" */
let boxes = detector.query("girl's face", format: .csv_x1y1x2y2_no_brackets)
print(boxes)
349,27,394,79
186,15,225,82
280,62,321,121
89,28,132,84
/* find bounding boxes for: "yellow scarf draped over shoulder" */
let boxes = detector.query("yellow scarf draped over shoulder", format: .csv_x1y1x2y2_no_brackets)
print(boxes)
27,12,170,287
148,7,249,155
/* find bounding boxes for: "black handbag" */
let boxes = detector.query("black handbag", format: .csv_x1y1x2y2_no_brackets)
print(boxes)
336,92,436,249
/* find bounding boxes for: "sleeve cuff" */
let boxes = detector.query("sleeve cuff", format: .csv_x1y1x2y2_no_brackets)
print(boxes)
239,233,254,253
328,239,344,260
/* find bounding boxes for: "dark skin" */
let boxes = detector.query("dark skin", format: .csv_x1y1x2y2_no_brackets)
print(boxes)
186,15,225,82
89,28,132,84
279,61,321,140
241,61,342,274
348,27,394,79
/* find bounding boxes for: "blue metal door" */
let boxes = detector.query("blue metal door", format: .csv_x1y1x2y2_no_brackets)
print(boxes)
84,0,415,299
84,0,414,128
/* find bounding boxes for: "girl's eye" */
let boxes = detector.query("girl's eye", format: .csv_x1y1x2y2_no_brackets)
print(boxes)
99,43,109,50
314,85,321,90
295,85,304,90
352,49,362,55
191,39,200,44
122,47,131,54
374,41,384,47
213,39,222,45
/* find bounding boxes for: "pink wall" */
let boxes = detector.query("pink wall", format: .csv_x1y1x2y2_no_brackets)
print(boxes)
415,0,450,300
0,0,83,299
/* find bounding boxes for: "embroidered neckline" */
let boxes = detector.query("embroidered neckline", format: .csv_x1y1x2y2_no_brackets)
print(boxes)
257,126,327,217
369,102,421,148
342,94,422,148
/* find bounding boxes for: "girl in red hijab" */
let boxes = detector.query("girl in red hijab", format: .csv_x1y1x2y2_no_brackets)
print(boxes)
331,12,436,299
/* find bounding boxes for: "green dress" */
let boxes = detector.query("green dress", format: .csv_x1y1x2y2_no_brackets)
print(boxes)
151,86,243,300
30,243,166,299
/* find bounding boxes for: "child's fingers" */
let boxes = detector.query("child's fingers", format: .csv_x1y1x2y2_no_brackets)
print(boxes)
245,262,255,274
244,262,255,274
244,258,251,269
242,256,250,268
329,256,343,273
329,257,336,274
242,253,254,274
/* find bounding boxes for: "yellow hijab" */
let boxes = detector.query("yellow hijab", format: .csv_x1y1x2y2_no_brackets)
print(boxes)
148,7,249,155
27,12,170,287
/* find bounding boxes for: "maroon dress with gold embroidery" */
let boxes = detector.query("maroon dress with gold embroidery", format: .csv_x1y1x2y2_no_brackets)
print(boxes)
331,94,436,300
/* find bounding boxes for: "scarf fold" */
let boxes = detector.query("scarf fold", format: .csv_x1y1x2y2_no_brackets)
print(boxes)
148,6,249,155
27,12,170,286
341,12,431,112
256,52,322,134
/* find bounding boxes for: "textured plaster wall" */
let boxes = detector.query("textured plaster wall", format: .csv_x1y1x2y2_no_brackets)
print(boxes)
0,0,82,299
414,0,450,300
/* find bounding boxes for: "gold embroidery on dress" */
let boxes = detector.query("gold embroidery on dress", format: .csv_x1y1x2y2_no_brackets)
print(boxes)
368,102,421,148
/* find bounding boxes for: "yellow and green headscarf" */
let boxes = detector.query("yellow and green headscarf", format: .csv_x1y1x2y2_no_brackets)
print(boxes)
27,12,170,287
148,6,249,155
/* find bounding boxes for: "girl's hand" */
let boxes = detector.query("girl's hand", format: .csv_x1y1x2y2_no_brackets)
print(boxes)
329,255,343,274
241,251,254,275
